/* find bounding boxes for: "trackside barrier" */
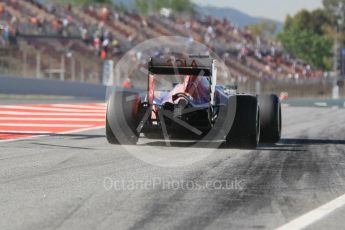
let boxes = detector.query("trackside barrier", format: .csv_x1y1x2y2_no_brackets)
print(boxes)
238,78,345,99
0,75,106,99
0,75,145,100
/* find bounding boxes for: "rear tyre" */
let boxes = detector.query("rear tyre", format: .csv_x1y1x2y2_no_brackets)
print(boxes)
224,95,260,149
106,90,141,145
258,94,281,143
106,115,120,144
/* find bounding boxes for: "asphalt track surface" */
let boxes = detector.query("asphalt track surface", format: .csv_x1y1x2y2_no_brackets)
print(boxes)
1,102,345,230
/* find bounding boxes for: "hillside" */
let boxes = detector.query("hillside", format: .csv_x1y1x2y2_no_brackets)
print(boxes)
113,0,283,30
196,5,283,30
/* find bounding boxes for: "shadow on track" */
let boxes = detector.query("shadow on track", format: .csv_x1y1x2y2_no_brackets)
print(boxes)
281,138,345,145
140,141,306,151
142,137,344,150
2,131,343,147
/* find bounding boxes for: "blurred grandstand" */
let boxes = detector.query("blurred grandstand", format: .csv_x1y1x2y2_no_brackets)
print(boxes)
0,0,343,98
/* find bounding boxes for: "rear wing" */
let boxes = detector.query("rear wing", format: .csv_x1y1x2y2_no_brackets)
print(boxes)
148,56,213,76
147,55,218,106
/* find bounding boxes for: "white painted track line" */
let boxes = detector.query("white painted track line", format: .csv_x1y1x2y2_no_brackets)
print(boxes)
314,102,328,107
50,104,106,109
0,126,104,143
0,123,92,128
0,105,105,113
0,130,53,134
275,193,345,230
0,117,104,121
0,111,105,116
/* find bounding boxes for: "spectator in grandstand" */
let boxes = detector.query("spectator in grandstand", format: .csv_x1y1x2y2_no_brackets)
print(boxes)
255,49,262,60
101,36,110,59
100,6,109,21
93,36,101,53
110,38,120,56
80,25,88,40
67,4,72,12
0,25,4,46
0,5,4,15
123,78,133,89
2,25,9,44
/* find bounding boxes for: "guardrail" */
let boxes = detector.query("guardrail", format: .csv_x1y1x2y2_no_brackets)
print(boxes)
283,99,345,108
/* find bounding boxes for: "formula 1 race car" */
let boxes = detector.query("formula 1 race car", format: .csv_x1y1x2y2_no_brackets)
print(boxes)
106,55,281,148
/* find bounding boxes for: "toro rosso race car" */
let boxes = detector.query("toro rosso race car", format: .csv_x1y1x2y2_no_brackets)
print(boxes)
106,55,281,148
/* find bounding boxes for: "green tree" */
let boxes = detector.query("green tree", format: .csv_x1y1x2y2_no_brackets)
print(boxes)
135,0,150,15
278,9,334,70
278,24,333,70
284,9,333,35
323,0,345,15
323,0,345,45
171,0,194,14
310,9,334,35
